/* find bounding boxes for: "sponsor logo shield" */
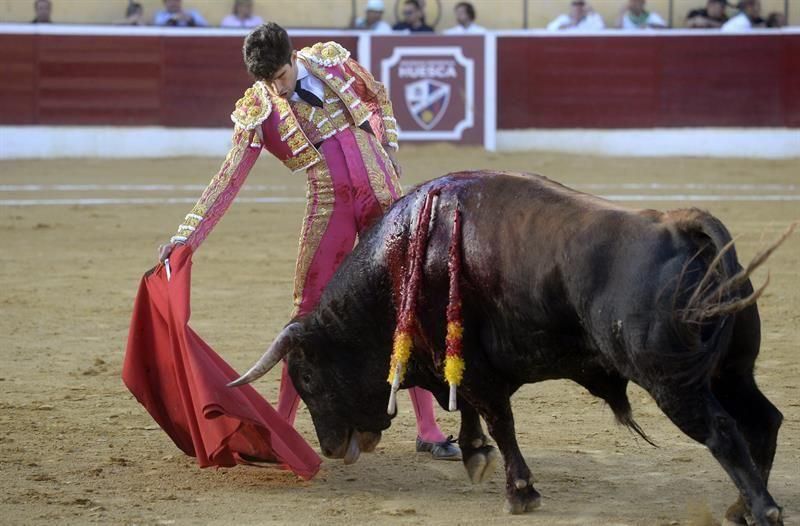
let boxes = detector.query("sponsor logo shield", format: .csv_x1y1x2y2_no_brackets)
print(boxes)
404,79,451,131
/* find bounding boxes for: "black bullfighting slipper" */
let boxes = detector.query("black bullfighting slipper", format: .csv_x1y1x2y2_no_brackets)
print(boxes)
416,435,462,461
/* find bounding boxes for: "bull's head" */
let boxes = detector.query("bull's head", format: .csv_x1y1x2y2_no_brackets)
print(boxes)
228,320,393,464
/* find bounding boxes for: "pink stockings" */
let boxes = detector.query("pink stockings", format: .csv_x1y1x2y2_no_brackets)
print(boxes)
406,383,448,443
277,362,447,443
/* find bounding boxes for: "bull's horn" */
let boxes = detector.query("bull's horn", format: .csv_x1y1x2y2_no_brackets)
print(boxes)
227,322,301,387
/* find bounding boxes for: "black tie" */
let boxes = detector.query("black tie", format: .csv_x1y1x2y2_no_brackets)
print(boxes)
295,80,323,108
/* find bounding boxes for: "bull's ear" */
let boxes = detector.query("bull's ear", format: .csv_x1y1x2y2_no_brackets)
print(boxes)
227,322,302,387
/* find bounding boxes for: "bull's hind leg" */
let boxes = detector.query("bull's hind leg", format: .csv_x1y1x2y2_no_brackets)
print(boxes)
713,375,783,526
474,396,542,514
712,306,783,525
651,385,782,526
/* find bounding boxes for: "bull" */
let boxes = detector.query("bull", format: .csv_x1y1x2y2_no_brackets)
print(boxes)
230,172,792,525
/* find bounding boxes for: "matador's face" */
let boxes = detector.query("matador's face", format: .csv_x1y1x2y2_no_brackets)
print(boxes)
266,51,299,100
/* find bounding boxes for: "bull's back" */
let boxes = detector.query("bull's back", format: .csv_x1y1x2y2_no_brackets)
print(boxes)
418,172,656,283
373,171,666,294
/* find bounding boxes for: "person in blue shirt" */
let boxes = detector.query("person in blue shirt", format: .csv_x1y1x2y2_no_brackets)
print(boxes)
153,0,208,27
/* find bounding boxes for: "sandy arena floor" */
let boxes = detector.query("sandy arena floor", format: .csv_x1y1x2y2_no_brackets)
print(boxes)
1,146,798,525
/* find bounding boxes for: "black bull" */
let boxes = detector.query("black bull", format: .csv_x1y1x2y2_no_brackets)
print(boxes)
231,172,792,525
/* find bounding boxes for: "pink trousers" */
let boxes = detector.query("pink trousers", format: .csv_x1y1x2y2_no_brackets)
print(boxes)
277,128,447,443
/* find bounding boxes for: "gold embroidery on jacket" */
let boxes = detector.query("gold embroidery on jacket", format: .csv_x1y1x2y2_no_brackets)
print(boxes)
302,59,372,128
173,129,251,241
298,41,350,67
353,127,395,210
285,147,323,173
273,97,321,170
342,58,398,149
292,159,335,315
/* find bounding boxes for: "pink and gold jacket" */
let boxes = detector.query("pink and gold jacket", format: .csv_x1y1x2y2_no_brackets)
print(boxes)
171,42,399,248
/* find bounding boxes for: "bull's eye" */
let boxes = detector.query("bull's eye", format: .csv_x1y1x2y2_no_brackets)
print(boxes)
301,372,312,387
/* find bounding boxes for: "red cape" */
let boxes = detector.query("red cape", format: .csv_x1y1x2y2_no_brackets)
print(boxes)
122,245,321,479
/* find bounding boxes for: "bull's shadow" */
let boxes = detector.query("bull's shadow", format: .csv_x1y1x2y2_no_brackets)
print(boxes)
230,172,794,526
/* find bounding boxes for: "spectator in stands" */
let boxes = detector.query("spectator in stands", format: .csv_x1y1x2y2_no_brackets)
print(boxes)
443,2,486,34
547,0,605,31
153,0,208,27
617,0,667,29
765,11,786,27
32,0,51,24
115,2,146,26
721,0,762,31
221,0,263,29
393,0,434,32
351,0,392,33
686,0,728,28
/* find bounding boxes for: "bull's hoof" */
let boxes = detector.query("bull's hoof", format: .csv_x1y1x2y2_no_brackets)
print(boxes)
757,506,783,526
724,497,748,526
464,445,498,484
725,498,783,526
504,485,542,514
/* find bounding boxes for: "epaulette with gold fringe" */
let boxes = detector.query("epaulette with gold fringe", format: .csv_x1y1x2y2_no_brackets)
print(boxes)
298,41,351,68
231,82,272,131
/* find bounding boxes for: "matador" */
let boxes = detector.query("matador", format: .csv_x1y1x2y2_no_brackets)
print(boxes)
159,23,460,460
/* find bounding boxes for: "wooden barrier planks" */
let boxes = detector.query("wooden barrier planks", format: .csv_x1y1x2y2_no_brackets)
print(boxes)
782,36,800,127
1,32,797,129
500,36,659,129
498,34,800,129
0,35,37,124
658,35,784,127
36,36,162,125
160,36,249,127
0,33,360,128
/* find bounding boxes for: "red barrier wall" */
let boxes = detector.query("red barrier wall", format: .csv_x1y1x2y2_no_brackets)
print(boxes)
497,34,800,129
2,32,798,129
0,34,359,128
1,35,37,125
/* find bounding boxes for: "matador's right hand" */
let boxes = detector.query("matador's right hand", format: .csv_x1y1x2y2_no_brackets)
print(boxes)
158,241,182,263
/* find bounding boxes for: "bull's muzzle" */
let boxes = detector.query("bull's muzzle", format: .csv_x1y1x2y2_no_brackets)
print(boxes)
321,430,381,465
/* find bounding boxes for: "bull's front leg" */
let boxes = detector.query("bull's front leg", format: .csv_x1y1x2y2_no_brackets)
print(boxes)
479,397,542,514
415,380,500,483
458,400,499,483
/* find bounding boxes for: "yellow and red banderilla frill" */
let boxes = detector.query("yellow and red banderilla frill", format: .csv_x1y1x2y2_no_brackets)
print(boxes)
444,204,464,411
386,191,436,414
387,192,465,414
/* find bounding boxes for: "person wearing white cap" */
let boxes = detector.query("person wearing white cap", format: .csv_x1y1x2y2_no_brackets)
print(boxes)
352,0,393,33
